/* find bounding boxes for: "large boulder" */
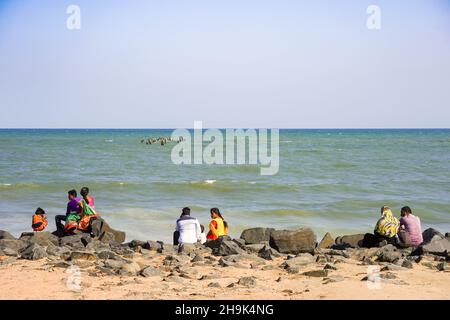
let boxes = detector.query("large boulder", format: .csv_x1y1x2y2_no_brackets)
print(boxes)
20,232,59,246
0,239,28,252
240,228,274,244
214,240,245,256
19,243,48,260
422,228,445,244
59,233,92,249
91,219,126,244
269,228,316,254
318,232,334,249
0,230,16,240
376,244,402,263
420,238,450,256
334,234,365,248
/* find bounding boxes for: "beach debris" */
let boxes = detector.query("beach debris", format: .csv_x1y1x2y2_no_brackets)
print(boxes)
322,275,344,284
141,266,163,277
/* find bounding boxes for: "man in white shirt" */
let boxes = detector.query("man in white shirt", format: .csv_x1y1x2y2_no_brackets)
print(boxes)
175,207,202,244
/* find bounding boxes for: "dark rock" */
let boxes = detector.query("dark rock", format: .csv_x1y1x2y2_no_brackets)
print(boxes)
436,262,449,271
70,251,96,261
218,258,235,267
232,238,246,248
0,239,30,252
207,282,221,288
1,247,18,257
376,244,401,263
91,218,126,244
214,240,245,256
419,238,450,256
324,263,337,270
19,243,48,260
303,269,328,277
46,245,71,259
243,244,266,254
191,254,204,263
401,259,414,269
381,264,403,271
318,232,334,249
282,253,314,269
126,240,146,248
334,234,365,248
142,240,162,251
119,261,141,276
237,276,257,287
323,275,344,284
0,230,16,240
287,266,300,274
269,228,316,254
141,266,163,277
20,232,59,246
422,228,445,244
240,228,274,244
59,234,91,249
258,245,281,260
96,250,118,260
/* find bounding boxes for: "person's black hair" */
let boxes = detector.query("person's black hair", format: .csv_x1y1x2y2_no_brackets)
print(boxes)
68,189,77,197
211,207,228,229
200,224,205,233
80,187,90,203
401,206,412,215
35,207,45,215
181,207,191,216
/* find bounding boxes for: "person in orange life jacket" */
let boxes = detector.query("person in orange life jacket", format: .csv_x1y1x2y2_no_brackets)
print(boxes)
207,207,229,240
32,207,48,232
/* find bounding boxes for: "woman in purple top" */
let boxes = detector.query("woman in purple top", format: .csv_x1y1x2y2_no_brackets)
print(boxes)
398,206,423,247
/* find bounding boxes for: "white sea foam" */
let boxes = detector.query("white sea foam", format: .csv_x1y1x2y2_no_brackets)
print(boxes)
204,180,216,184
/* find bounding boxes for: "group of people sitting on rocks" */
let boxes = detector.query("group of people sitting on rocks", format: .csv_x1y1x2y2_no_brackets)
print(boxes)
31,188,421,250
32,187,99,237
173,207,229,246
364,205,423,248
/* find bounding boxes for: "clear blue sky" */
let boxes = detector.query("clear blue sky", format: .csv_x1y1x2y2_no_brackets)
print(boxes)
0,0,449,128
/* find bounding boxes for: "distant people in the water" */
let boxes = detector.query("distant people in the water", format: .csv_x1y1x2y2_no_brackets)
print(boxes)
56,189,80,236
175,207,202,245
32,207,48,232
398,206,423,247
207,207,228,240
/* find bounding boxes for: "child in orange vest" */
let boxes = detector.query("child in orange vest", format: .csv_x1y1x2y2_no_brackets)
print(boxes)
32,207,48,232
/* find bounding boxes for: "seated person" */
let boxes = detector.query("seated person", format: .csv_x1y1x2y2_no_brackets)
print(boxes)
373,205,400,245
78,188,98,232
32,207,48,232
207,207,229,240
175,207,201,245
398,206,423,247
55,189,80,235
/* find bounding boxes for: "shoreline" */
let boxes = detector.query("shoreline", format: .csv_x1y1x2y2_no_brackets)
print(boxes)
1,224,449,300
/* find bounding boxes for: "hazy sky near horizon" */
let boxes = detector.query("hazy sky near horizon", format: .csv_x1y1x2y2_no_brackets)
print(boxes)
0,0,449,128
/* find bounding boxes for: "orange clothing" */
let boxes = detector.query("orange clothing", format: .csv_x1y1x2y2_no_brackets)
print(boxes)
32,214,48,232
207,217,228,240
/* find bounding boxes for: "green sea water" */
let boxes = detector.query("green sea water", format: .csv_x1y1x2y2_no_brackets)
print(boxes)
0,129,449,242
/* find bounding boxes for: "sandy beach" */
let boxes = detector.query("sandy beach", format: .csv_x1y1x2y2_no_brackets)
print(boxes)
1,226,449,300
